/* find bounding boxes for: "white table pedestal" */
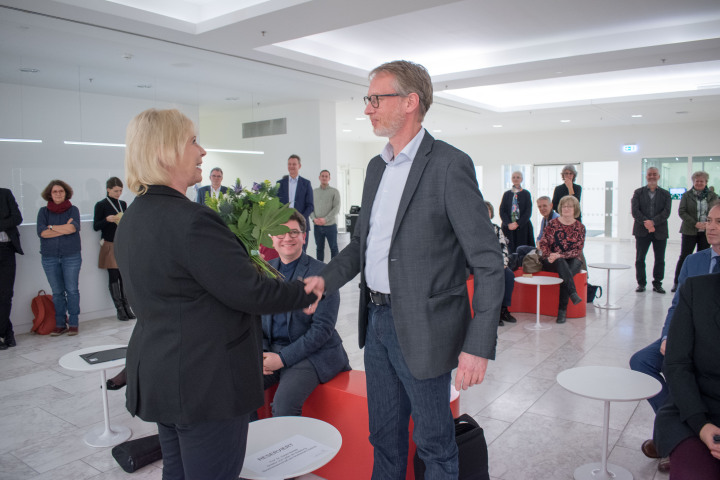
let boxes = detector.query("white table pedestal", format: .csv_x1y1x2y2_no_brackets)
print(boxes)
557,366,661,480
588,263,631,310
514,276,564,330
58,344,131,447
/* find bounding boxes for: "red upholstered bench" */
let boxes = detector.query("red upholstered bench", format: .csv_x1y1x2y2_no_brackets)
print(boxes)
467,270,587,319
257,370,460,480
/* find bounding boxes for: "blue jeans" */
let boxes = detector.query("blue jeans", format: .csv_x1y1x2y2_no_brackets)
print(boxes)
41,253,81,327
629,338,668,413
314,224,338,262
365,303,458,480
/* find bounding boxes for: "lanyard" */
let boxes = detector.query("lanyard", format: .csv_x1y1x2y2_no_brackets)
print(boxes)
106,197,124,214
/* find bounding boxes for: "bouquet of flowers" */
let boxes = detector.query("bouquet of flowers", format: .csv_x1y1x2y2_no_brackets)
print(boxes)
205,179,293,278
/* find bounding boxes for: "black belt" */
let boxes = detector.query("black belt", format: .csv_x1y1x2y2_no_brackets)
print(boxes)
369,290,391,306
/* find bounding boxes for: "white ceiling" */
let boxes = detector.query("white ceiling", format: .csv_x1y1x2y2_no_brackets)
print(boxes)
1,0,720,142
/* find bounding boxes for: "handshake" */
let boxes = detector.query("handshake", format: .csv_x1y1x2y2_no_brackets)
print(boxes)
302,276,325,314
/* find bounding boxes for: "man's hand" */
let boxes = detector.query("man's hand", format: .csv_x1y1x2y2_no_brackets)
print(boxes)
303,276,325,314
643,219,654,231
660,339,666,355
314,217,326,226
699,423,720,459
454,352,488,391
262,352,284,375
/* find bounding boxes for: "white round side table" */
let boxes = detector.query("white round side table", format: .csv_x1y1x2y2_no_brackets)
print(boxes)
557,366,661,480
514,276,564,330
58,344,131,447
588,263,631,309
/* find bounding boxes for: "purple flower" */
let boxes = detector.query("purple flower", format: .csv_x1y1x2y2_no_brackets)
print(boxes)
252,182,261,193
233,179,243,194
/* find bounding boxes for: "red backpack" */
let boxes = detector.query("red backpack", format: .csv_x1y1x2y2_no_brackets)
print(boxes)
31,290,57,335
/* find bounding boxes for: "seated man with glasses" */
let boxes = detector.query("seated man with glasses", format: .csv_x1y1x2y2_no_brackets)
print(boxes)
261,210,351,416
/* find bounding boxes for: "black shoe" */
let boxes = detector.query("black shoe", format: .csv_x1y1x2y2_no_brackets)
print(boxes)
498,318,505,327
671,283,678,293
556,309,567,324
653,285,666,294
570,293,583,305
0,340,7,351
500,306,517,323
636,285,646,292
107,369,127,390
4,331,15,347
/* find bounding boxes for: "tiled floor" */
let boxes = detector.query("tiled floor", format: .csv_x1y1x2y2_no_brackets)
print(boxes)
0,237,679,479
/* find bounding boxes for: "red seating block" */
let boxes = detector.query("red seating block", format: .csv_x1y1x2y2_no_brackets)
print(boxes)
257,370,460,480
466,270,587,319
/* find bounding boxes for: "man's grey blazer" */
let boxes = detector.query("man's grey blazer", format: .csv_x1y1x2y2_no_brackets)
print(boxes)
322,130,504,380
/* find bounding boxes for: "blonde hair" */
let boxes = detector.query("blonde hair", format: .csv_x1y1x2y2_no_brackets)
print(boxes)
558,195,581,218
125,108,195,195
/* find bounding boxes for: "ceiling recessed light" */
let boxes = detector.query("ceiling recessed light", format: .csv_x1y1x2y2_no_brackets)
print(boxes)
560,119,571,123
19,68,39,73
433,129,442,133
342,129,352,133
355,117,366,121
492,124,503,128
631,114,643,118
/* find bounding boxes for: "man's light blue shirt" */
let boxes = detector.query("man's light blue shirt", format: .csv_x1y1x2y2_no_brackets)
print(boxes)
288,175,299,208
365,128,425,294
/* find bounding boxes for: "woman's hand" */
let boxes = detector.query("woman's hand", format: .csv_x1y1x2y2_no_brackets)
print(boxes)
508,222,519,231
564,177,574,192
106,214,119,223
547,253,561,263
699,423,720,459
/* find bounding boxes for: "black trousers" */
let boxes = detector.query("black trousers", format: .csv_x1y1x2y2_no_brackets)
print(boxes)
0,243,16,337
635,234,667,287
157,414,249,480
542,257,582,310
673,232,710,284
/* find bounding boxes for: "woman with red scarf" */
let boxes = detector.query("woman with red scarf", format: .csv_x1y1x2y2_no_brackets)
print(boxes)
37,180,82,336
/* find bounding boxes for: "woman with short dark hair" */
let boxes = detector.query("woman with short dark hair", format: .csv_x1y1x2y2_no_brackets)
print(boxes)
37,180,82,336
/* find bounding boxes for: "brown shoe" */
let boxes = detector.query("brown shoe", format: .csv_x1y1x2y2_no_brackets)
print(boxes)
50,327,69,336
67,326,79,336
641,439,659,459
658,456,670,473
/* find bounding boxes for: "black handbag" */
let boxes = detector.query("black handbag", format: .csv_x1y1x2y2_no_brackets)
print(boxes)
413,414,489,480
111,434,162,473
587,283,603,302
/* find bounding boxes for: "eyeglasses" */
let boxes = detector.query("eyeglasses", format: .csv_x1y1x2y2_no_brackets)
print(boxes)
274,230,304,238
363,94,403,108
561,172,574,176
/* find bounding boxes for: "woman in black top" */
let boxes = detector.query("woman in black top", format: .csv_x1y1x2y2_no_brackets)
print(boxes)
499,171,535,253
93,177,134,321
551,165,582,221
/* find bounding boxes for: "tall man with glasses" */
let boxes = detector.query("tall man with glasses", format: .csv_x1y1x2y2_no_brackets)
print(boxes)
303,60,503,479
261,210,350,416
632,166,672,293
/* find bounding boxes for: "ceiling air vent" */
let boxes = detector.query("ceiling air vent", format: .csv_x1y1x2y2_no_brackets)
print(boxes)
242,118,287,138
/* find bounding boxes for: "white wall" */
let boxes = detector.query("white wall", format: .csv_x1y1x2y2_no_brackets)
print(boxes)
336,120,720,241
1,83,198,333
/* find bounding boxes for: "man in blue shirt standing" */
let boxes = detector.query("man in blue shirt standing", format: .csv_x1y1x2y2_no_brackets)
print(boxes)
277,155,314,252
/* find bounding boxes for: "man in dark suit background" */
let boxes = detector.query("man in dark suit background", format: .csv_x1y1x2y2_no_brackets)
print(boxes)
632,166,672,293
261,211,350,416
195,167,228,204
631,200,720,472
304,60,503,479
0,188,23,350
277,155,313,252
